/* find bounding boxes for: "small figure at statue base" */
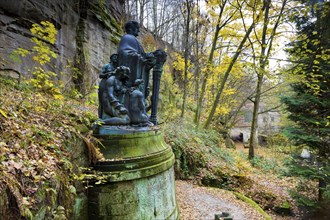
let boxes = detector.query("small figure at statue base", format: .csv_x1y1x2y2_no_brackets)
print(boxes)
98,66,130,126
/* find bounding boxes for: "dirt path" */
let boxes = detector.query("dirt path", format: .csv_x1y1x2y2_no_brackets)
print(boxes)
175,180,265,220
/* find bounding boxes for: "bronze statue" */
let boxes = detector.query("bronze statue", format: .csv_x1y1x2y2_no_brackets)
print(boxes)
99,66,130,125
98,54,118,118
117,20,156,99
97,21,166,127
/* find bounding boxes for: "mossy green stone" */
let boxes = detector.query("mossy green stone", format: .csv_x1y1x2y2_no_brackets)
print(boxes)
93,126,175,181
89,126,179,219
94,127,166,159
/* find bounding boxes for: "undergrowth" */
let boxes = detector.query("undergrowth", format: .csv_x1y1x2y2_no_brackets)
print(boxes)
0,76,98,219
161,114,302,217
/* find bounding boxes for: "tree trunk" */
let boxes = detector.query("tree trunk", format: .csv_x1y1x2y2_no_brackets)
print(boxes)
248,0,286,159
248,74,263,159
193,4,200,103
195,12,222,126
181,0,192,118
73,0,88,95
248,0,270,159
139,0,144,25
152,0,158,35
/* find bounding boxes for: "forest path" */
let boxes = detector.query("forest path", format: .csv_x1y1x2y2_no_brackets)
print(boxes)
175,180,265,220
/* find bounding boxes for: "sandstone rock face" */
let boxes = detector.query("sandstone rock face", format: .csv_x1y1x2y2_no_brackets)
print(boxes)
0,1,124,219
0,0,124,92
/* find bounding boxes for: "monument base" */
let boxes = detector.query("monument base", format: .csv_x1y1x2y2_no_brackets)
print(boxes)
88,126,179,220
89,167,178,220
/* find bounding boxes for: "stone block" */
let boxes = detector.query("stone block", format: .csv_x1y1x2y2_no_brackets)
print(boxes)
98,191,124,206
123,203,138,214
110,204,127,216
122,191,137,203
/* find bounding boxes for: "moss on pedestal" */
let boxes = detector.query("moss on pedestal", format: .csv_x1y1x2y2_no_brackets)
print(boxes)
88,126,179,219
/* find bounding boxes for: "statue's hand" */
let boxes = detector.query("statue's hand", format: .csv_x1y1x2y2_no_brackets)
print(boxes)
153,49,167,64
117,106,128,114
144,55,156,69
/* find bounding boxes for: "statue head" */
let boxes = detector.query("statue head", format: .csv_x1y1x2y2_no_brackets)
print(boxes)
125,20,140,37
115,66,130,82
110,54,118,67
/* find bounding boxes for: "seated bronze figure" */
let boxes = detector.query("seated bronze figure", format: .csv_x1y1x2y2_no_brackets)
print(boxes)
97,21,166,127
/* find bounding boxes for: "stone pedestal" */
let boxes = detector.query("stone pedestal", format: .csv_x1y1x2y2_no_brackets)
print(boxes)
88,126,179,220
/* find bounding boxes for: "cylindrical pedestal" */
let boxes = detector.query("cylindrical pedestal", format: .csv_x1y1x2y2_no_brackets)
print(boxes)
88,126,179,220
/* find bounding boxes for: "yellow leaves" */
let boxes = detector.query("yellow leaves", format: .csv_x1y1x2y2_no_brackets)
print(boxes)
30,21,57,44
219,23,244,41
31,36,57,65
311,38,320,46
234,155,252,174
29,21,57,66
34,106,46,112
172,52,186,71
208,9,219,19
0,108,8,118
205,0,221,7
216,105,231,115
224,88,236,96
326,116,330,127
10,21,61,99
9,48,30,64
18,21,63,98
53,93,64,100
172,52,193,81
16,48,30,57
250,0,262,6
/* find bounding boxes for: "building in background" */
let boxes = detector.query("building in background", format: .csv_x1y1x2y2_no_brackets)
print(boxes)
231,102,281,145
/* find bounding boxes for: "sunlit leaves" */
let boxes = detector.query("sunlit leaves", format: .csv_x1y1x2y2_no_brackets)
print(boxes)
9,48,30,64
11,21,63,100
173,52,186,72
173,52,194,81
30,21,57,44
216,104,231,116
30,21,57,65
0,108,8,118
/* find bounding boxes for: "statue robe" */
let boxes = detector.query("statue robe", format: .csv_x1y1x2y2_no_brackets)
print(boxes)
117,34,149,98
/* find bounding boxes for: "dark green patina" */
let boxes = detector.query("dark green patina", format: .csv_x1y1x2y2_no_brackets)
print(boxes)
88,127,179,219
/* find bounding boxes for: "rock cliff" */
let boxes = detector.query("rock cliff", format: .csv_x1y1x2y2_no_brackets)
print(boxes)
0,0,124,94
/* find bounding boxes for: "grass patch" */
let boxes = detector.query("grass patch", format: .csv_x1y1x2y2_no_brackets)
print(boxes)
232,191,272,220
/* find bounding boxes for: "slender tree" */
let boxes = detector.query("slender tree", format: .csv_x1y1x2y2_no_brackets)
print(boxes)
195,0,236,126
248,0,288,159
204,0,264,128
181,0,194,118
